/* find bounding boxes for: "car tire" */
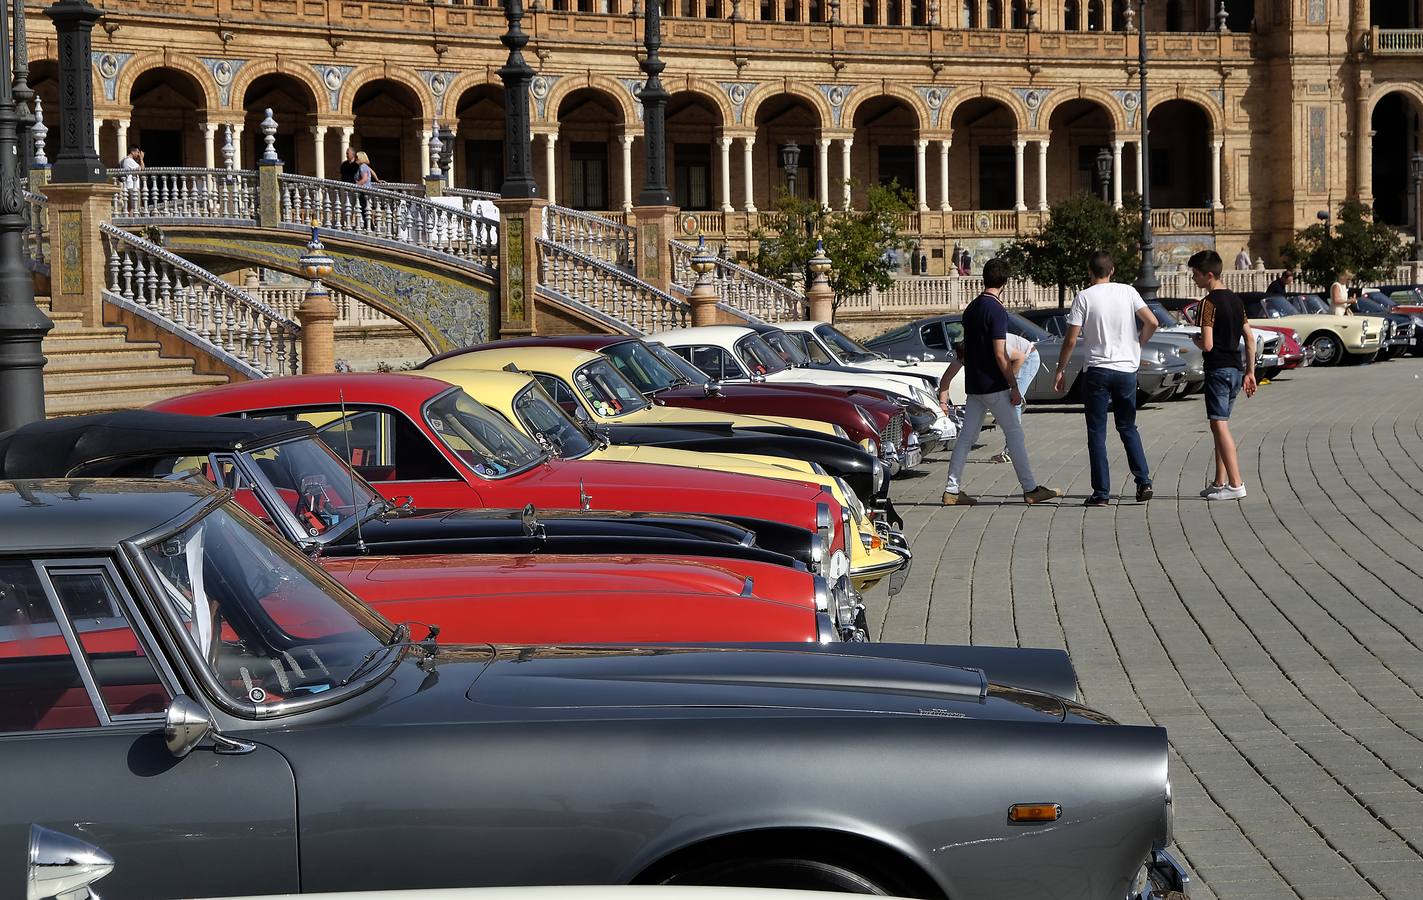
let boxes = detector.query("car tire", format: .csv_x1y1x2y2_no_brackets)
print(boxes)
662,858,895,895
1306,332,1342,366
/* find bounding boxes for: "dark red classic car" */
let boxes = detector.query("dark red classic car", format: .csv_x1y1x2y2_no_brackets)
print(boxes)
151,374,851,577
424,335,912,465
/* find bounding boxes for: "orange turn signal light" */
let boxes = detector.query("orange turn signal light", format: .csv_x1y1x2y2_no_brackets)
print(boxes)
1007,803,1061,823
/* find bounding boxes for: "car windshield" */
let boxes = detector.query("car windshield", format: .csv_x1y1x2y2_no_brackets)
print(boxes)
647,341,713,386
572,358,652,418
1147,302,1179,328
1006,313,1054,341
734,334,790,375
1355,296,1389,315
815,324,878,362
1265,297,1297,317
240,437,385,542
601,340,686,393
1298,294,1330,314
511,382,595,459
761,329,812,366
424,388,546,477
141,501,396,710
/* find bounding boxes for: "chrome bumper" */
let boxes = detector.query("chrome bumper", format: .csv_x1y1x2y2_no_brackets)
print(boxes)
1130,848,1190,900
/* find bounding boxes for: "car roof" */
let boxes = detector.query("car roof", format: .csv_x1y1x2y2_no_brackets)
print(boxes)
0,411,313,478
424,346,604,375
154,373,456,413
421,334,630,367
774,321,824,331
651,325,756,343
419,368,536,411
0,478,215,553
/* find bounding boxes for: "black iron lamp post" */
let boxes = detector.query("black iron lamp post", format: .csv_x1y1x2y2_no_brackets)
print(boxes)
780,141,800,198
46,0,103,183
12,0,33,172
1134,0,1159,300
636,0,671,207
497,0,538,199
1095,146,1113,204
1411,152,1423,262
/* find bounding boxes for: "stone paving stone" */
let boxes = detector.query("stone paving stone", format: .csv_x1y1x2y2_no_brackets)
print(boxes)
864,358,1423,900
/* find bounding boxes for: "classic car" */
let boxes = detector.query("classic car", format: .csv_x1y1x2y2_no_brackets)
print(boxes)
422,334,915,474
149,375,853,578
865,313,1187,406
770,320,967,407
648,326,957,447
423,368,909,596
3,478,1186,900
1153,298,1291,378
0,412,863,642
1017,308,1209,396
1231,292,1384,366
1353,290,1420,357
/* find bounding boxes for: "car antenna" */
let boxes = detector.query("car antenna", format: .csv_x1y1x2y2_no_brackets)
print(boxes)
338,388,367,554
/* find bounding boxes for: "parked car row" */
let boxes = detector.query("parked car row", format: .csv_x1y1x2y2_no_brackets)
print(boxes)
3,336,1189,900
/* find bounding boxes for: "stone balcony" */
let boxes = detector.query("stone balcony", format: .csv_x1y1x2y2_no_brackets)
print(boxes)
1369,28,1423,55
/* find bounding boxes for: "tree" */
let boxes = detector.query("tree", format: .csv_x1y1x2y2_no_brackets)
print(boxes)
998,194,1142,308
1280,200,1406,289
748,183,912,312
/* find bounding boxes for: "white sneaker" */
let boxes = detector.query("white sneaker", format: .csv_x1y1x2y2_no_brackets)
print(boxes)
1206,484,1247,501
1199,482,1223,498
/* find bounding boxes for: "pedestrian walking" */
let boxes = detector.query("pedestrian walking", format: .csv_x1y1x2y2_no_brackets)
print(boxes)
1188,250,1257,501
1052,250,1158,507
1234,246,1252,270
986,331,1040,465
339,147,360,184
1265,269,1292,296
938,258,1060,507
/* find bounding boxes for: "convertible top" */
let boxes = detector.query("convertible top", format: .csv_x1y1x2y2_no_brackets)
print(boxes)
0,411,314,479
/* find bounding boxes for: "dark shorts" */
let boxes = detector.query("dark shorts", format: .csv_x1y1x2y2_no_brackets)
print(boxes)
1204,367,1243,421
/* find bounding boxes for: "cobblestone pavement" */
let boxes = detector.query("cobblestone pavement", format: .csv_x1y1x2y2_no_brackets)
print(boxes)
863,356,1423,900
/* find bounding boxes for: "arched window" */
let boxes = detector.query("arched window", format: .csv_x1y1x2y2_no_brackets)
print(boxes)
1166,0,1183,31
1011,0,1028,27
962,0,978,27
1064,0,1080,30
987,0,1002,27
1112,0,1128,31
1087,0,1102,30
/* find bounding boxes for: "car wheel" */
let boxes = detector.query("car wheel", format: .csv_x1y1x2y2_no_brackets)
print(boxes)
663,858,894,895
1306,332,1342,366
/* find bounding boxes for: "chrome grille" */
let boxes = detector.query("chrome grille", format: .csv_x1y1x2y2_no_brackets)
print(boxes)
880,413,906,450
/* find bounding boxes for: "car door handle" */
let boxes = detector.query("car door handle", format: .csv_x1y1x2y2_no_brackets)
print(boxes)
27,824,114,900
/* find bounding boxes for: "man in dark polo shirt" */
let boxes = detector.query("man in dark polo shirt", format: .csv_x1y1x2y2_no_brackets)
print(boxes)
1189,250,1257,501
936,258,1060,506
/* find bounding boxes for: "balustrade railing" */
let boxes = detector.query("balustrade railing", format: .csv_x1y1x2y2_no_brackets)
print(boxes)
109,167,258,222
668,239,803,322
22,189,47,268
253,283,399,328
279,174,498,267
1372,28,1423,54
545,205,637,268
99,222,300,378
539,238,689,334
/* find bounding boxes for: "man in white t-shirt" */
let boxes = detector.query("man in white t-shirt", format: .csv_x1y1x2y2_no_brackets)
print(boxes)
1052,250,1158,507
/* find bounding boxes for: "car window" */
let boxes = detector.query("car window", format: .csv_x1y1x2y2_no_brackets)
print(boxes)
921,323,948,350
571,359,652,418
259,408,459,483
424,389,546,477
646,342,713,385
677,346,745,381
511,383,594,459
601,341,683,393
48,568,168,720
532,373,584,415
733,335,790,376
762,330,812,367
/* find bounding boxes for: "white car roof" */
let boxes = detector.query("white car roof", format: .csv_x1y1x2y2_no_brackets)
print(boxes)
774,321,823,332
650,325,756,343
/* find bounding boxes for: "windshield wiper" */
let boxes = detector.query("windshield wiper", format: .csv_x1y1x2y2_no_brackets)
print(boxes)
339,622,409,686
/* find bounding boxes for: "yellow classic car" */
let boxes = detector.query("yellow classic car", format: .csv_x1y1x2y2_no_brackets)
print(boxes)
423,368,909,601
422,347,843,437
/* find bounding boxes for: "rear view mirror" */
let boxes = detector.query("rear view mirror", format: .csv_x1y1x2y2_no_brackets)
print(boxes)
27,825,113,900
164,695,213,758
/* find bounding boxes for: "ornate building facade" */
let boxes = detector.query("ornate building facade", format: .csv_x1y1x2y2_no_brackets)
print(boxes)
26,0,1422,273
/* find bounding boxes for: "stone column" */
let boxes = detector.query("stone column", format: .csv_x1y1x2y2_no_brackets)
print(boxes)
938,138,951,211
914,138,929,212
718,135,734,212
202,123,218,170
805,240,834,323
840,137,853,210
544,132,558,205
312,125,328,179
817,137,830,208
742,135,756,213
495,197,549,337
44,182,120,325
688,238,720,326
620,132,635,212
115,119,128,159
418,128,432,183
1356,84,1373,205
339,126,353,158
232,124,245,168
1111,139,1124,208
1012,139,1027,212
1210,139,1223,210
296,227,338,374
93,118,101,159
1036,139,1049,211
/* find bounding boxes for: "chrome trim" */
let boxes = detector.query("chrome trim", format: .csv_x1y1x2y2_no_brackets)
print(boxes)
807,533,825,573
870,458,886,494
811,575,830,614
740,576,755,598
814,611,838,644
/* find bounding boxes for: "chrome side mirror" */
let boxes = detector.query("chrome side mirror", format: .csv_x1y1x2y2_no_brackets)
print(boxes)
165,695,254,758
27,825,113,900
702,380,723,397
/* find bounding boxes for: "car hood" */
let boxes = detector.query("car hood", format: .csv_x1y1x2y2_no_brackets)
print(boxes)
527,458,824,504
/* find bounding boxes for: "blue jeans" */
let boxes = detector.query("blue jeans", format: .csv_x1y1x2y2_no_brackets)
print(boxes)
1013,351,1041,424
1082,367,1151,499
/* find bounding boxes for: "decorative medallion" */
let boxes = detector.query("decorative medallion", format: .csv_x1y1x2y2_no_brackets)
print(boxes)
621,78,646,123
199,57,248,108
679,212,700,236
310,64,356,112
1169,210,1187,230
974,212,992,234
719,82,760,125
530,74,560,120
1012,87,1052,129
816,84,858,128
914,85,950,129
1112,89,1141,128
419,69,456,99
92,51,133,102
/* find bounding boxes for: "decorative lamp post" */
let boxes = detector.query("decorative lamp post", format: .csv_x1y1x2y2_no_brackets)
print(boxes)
296,225,338,374
498,0,538,198
1411,152,1423,262
12,0,33,172
45,0,104,183
1134,0,1159,300
780,141,800,198
688,235,720,327
1095,146,1113,204
637,0,671,207
805,237,835,323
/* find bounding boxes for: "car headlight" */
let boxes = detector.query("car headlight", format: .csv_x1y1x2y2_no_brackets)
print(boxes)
831,574,860,632
835,477,865,523
858,435,880,457
815,501,835,557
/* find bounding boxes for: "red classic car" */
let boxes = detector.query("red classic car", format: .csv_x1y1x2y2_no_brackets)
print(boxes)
151,374,851,577
423,334,913,465
1252,324,1310,370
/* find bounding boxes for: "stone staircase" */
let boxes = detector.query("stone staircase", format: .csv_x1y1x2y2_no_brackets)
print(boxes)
39,297,228,416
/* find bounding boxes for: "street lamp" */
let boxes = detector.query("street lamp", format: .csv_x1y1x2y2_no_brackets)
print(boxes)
1411,152,1423,261
780,141,800,198
1134,0,1159,300
1095,146,1113,204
